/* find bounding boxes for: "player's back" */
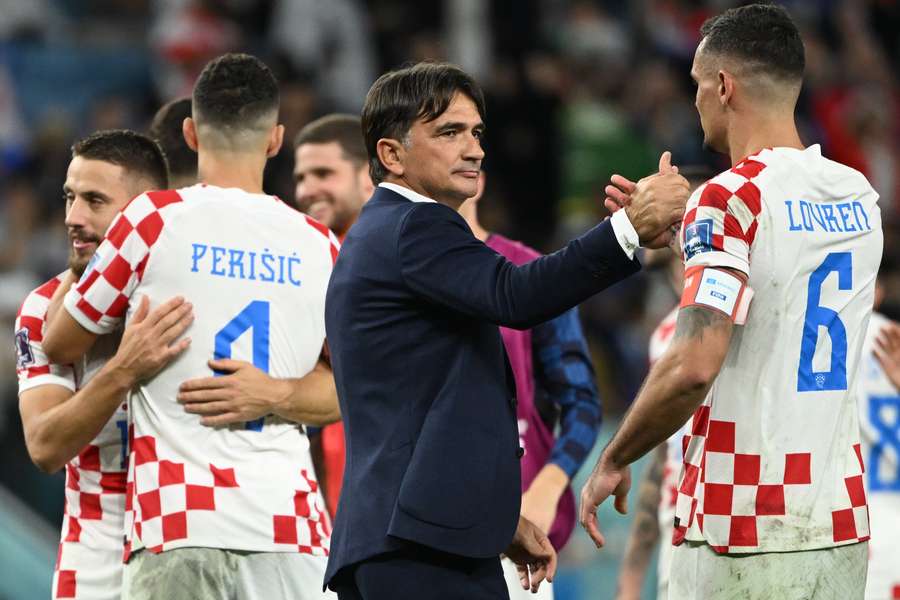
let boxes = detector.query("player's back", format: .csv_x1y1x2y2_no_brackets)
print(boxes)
107,185,337,555
675,145,883,553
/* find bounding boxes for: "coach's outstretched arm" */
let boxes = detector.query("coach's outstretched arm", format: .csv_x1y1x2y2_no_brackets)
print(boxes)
398,171,688,331
177,356,340,427
21,296,192,472
578,294,739,548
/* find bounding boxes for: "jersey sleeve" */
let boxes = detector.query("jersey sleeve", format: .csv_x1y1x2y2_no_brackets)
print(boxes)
680,167,763,277
15,286,76,394
303,215,341,265
63,191,177,334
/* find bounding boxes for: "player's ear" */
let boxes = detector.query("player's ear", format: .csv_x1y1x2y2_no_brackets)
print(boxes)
376,138,405,178
718,70,734,107
266,124,285,158
183,118,199,152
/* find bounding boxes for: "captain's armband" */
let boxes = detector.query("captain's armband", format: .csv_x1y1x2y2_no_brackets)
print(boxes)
680,266,753,325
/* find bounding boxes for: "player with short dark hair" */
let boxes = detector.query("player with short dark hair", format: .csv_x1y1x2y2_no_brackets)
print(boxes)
583,4,883,598
149,98,198,188
43,53,340,600
293,114,372,241
15,129,192,600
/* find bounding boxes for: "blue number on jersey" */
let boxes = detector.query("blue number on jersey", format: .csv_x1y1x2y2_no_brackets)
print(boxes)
116,418,128,468
213,300,270,431
869,395,900,491
797,252,851,392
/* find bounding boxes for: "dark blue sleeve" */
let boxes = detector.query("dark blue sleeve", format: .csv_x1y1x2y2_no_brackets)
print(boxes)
397,203,640,330
531,307,601,479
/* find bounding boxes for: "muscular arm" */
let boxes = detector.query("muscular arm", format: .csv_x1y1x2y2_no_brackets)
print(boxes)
615,445,666,600
178,358,340,427
580,303,734,547
20,365,131,473
20,296,192,472
43,303,99,365
42,272,99,365
603,306,733,468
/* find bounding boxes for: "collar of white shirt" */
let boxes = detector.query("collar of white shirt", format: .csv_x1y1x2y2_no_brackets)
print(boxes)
379,182,436,203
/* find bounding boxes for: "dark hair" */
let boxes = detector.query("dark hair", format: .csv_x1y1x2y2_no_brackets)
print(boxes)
192,53,279,129
294,114,367,166
72,129,168,190
149,97,197,182
361,62,486,184
699,3,804,82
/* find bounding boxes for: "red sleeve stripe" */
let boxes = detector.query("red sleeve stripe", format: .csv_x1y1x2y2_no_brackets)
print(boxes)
76,297,103,323
723,213,746,241
25,365,51,378
745,220,759,247
75,269,101,296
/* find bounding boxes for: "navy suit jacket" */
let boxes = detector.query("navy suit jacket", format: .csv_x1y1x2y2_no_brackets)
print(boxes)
323,186,640,588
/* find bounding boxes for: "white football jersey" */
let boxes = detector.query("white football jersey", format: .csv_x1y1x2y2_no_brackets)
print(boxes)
63,185,339,558
858,312,900,600
673,145,883,553
16,273,127,599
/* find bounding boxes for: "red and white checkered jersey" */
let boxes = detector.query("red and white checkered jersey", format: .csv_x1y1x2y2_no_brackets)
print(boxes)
673,145,883,553
858,312,900,600
62,184,339,558
16,274,128,599
647,306,686,531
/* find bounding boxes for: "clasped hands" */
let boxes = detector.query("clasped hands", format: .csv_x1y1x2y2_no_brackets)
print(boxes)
605,151,690,250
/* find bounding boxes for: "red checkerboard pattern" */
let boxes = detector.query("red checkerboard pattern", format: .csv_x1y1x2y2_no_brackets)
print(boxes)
673,404,871,553
128,434,251,554
15,275,76,388
66,190,184,333
272,469,331,556
673,408,815,552
681,156,767,274
831,443,870,544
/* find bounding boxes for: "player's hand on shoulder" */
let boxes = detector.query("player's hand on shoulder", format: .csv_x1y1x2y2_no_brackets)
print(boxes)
109,295,193,385
875,321,900,390
504,515,557,594
579,458,631,549
178,359,284,427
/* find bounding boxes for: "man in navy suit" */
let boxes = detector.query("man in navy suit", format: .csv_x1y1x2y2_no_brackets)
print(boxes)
324,62,689,599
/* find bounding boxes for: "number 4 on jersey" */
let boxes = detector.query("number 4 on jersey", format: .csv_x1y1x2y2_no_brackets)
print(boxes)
214,300,270,431
798,252,851,392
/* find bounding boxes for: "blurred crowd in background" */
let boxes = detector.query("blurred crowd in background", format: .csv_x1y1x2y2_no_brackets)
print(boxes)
1,0,899,596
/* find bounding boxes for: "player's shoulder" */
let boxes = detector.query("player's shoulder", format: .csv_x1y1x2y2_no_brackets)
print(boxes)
17,272,67,321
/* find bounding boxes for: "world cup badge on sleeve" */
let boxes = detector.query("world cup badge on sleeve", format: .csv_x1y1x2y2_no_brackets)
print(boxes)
15,328,34,368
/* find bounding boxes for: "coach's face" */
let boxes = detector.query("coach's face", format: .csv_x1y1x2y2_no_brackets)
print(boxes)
400,92,485,207
64,156,136,276
691,40,727,153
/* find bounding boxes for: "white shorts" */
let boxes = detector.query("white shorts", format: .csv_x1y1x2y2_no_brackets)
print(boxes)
123,547,336,600
670,540,868,600
501,556,554,600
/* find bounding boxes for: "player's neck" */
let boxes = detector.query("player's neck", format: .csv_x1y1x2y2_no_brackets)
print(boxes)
727,115,803,166
197,152,266,194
